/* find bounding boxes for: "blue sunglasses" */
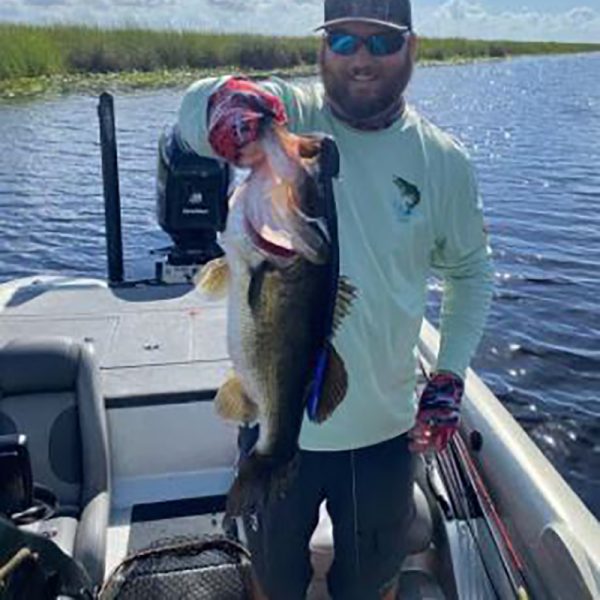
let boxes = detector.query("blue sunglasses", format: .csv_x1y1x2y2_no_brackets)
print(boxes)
326,30,409,57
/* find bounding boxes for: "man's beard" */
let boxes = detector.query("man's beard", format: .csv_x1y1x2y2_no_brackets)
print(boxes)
320,50,413,129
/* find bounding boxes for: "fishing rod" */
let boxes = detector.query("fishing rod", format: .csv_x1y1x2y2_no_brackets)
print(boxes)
419,360,531,599
451,433,530,599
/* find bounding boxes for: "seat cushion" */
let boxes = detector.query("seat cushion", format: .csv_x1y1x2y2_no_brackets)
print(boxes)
21,516,79,557
1,338,110,588
406,482,433,555
1,392,83,508
310,501,335,581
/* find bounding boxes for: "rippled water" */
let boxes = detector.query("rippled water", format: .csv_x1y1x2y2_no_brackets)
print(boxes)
1,53,599,517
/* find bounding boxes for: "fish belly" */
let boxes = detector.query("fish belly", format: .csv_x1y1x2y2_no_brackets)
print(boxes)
223,196,266,414
225,196,326,460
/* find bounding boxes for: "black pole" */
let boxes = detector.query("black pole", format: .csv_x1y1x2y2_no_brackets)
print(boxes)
97,92,124,284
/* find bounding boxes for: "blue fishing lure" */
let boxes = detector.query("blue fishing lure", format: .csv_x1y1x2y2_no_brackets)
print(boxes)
306,137,340,423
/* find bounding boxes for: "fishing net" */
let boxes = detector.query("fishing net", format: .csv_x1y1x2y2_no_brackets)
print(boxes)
99,535,254,600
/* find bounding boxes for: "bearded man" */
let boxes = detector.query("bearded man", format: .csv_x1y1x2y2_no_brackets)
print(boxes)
178,0,493,598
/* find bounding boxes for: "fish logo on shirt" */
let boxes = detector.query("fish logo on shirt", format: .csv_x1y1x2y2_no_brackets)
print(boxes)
392,175,421,220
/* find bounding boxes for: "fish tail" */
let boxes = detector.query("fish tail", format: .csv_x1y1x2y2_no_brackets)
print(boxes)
226,452,300,517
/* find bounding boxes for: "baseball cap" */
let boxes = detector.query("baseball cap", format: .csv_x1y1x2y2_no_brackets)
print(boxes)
316,0,412,33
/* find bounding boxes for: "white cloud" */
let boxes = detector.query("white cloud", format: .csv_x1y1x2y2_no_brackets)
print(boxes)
0,0,598,42
0,0,25,20
118,0,175,7
23,0,71,6
0,0,324,33
421,0,600,42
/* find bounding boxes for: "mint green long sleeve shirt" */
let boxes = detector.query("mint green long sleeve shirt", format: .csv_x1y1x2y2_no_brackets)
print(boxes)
178,76,494,451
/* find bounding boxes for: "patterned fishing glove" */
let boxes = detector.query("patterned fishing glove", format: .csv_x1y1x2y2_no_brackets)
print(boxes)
410,372,464,453
207,77,287,164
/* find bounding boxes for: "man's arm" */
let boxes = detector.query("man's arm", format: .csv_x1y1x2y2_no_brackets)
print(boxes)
410,146,493,454
430,147,494,379
177,76,231,157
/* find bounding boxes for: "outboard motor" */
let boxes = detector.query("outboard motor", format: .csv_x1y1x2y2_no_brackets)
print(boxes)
156,126,230,283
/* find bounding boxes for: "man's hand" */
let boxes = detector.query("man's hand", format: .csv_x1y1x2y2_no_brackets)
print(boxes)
409,372,464,453
208,77,287,165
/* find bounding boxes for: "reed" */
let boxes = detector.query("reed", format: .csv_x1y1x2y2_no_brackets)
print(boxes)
0,24,320,79
417,37,600,61
1,23,599,85
0,24,65,79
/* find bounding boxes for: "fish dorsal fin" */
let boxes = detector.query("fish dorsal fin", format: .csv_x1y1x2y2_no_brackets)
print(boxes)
196,256,230,298
307,342,348,423
333,276,358,333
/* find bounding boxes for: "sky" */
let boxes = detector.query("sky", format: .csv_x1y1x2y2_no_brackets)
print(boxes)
1,0,600,43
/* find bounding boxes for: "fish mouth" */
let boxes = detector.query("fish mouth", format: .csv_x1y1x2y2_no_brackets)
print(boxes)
244,211,330,264
242,126,331,265
243,214,298,260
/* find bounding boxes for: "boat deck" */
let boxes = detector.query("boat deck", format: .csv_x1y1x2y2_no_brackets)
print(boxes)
0,276,450,599
3,276,599,599
0,276,230,402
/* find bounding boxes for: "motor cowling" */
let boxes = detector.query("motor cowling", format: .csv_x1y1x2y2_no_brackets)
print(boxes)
156,126,229,266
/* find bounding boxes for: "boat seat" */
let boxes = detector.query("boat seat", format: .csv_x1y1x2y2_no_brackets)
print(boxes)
0,337,111,586
309,482,433,589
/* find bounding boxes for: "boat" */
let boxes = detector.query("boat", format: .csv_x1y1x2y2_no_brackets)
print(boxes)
0,93,598,599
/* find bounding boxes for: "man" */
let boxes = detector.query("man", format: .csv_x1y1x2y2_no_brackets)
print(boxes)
178,0,493,598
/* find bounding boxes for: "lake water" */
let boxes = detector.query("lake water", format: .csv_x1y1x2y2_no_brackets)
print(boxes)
0,53,599,517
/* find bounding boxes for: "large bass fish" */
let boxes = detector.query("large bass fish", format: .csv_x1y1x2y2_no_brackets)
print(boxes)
199,125,356,515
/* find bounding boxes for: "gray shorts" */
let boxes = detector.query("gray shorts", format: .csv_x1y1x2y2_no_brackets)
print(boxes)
242,433,415,600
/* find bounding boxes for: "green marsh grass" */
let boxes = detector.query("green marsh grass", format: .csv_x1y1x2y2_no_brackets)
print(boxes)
1,24,599,98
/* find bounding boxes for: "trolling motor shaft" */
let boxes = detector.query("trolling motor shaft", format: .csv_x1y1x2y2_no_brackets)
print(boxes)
98,92,124,285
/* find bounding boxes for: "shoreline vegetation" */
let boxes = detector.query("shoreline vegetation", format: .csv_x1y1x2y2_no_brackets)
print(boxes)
2,24,600,100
